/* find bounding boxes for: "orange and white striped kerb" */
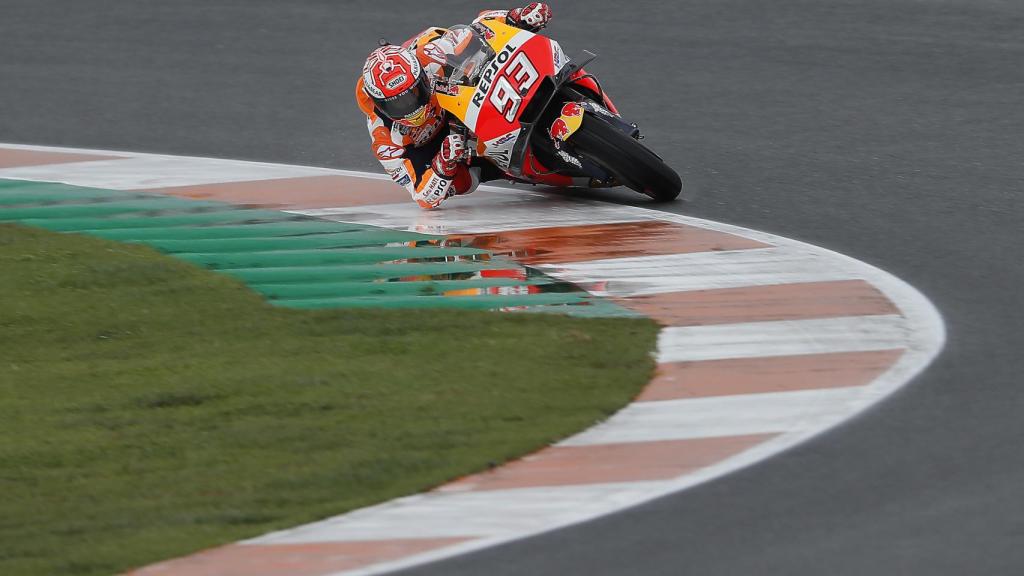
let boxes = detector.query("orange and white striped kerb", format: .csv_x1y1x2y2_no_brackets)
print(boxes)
0,144,944,576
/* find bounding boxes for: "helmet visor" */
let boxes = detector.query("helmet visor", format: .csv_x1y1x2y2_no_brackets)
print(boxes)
376,74,432,121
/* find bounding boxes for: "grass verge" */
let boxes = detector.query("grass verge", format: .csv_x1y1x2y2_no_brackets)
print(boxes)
0,224,659,575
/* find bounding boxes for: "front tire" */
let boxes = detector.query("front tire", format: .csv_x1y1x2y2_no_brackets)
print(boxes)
571,114,682,201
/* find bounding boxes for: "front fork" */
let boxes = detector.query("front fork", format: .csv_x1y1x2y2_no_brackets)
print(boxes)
546,99,641,188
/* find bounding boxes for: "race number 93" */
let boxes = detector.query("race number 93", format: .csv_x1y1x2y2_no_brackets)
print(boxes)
488,52,539,122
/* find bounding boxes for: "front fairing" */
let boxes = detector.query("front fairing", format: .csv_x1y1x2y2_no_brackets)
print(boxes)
433,21,622,182
434,21,568,171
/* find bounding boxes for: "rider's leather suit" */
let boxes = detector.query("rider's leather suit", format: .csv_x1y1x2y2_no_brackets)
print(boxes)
355,10,529,209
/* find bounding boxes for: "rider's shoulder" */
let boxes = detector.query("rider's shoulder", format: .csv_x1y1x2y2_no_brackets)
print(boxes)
408,27,451,70
473,9,509,23
354,78,377,117
405,27,448,52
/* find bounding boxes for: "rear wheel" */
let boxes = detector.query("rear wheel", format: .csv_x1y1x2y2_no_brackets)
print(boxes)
571,114,682,201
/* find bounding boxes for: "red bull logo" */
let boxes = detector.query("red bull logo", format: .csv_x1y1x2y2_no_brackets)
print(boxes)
549,118,570,141
548,101,585,142
561,102,583,118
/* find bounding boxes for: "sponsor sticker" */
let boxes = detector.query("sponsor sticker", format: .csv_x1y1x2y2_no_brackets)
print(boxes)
472,43,515,109
420,174,449,204
465,31,533,128
551,40,567,71
401,117,441,145
484,130,520,171
471,21,496,40
363,82,385,99
435,81,460,96
557,149,582,168
561,102,584,117
385,74,409,91
549,118,570,141
582,100,616,118
492,131,518,146
375,144,405,160
549,102,585,142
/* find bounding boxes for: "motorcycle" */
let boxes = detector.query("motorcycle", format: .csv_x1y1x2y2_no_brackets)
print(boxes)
424,20,682,201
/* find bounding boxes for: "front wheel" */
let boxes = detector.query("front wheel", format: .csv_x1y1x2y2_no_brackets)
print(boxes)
571,114,682,201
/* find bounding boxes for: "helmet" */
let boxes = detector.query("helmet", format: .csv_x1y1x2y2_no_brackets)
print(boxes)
362,45,436,126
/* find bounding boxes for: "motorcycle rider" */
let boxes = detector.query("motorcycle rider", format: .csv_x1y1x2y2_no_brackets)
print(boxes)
356,4,553,209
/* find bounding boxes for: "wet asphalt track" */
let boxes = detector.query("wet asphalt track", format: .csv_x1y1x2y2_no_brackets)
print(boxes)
3,1,1024,574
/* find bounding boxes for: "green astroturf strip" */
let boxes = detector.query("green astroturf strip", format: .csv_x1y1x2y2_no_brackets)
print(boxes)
0,179,632,315
0,185,133,203
0,223,659,575
17,211,298,230
0,197,225,219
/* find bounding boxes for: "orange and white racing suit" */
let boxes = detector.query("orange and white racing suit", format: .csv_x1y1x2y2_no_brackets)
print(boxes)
355,10,540,210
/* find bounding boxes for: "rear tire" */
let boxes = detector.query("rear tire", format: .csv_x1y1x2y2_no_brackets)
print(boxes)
571,114,682,201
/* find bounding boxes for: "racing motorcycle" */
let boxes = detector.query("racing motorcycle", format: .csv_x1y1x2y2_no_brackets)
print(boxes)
427,20,682,201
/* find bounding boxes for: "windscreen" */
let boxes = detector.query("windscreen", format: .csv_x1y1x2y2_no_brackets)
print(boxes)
438,25,495,87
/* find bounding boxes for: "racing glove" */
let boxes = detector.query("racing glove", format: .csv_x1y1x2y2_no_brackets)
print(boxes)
508,2,552,32
431,133,468,179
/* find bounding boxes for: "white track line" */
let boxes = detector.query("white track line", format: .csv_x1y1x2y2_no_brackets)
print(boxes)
657,314,910,363
249,482,668,543
559,387,873,446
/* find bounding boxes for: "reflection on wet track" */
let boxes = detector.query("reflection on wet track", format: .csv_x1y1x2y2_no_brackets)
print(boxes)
0,179,629,315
